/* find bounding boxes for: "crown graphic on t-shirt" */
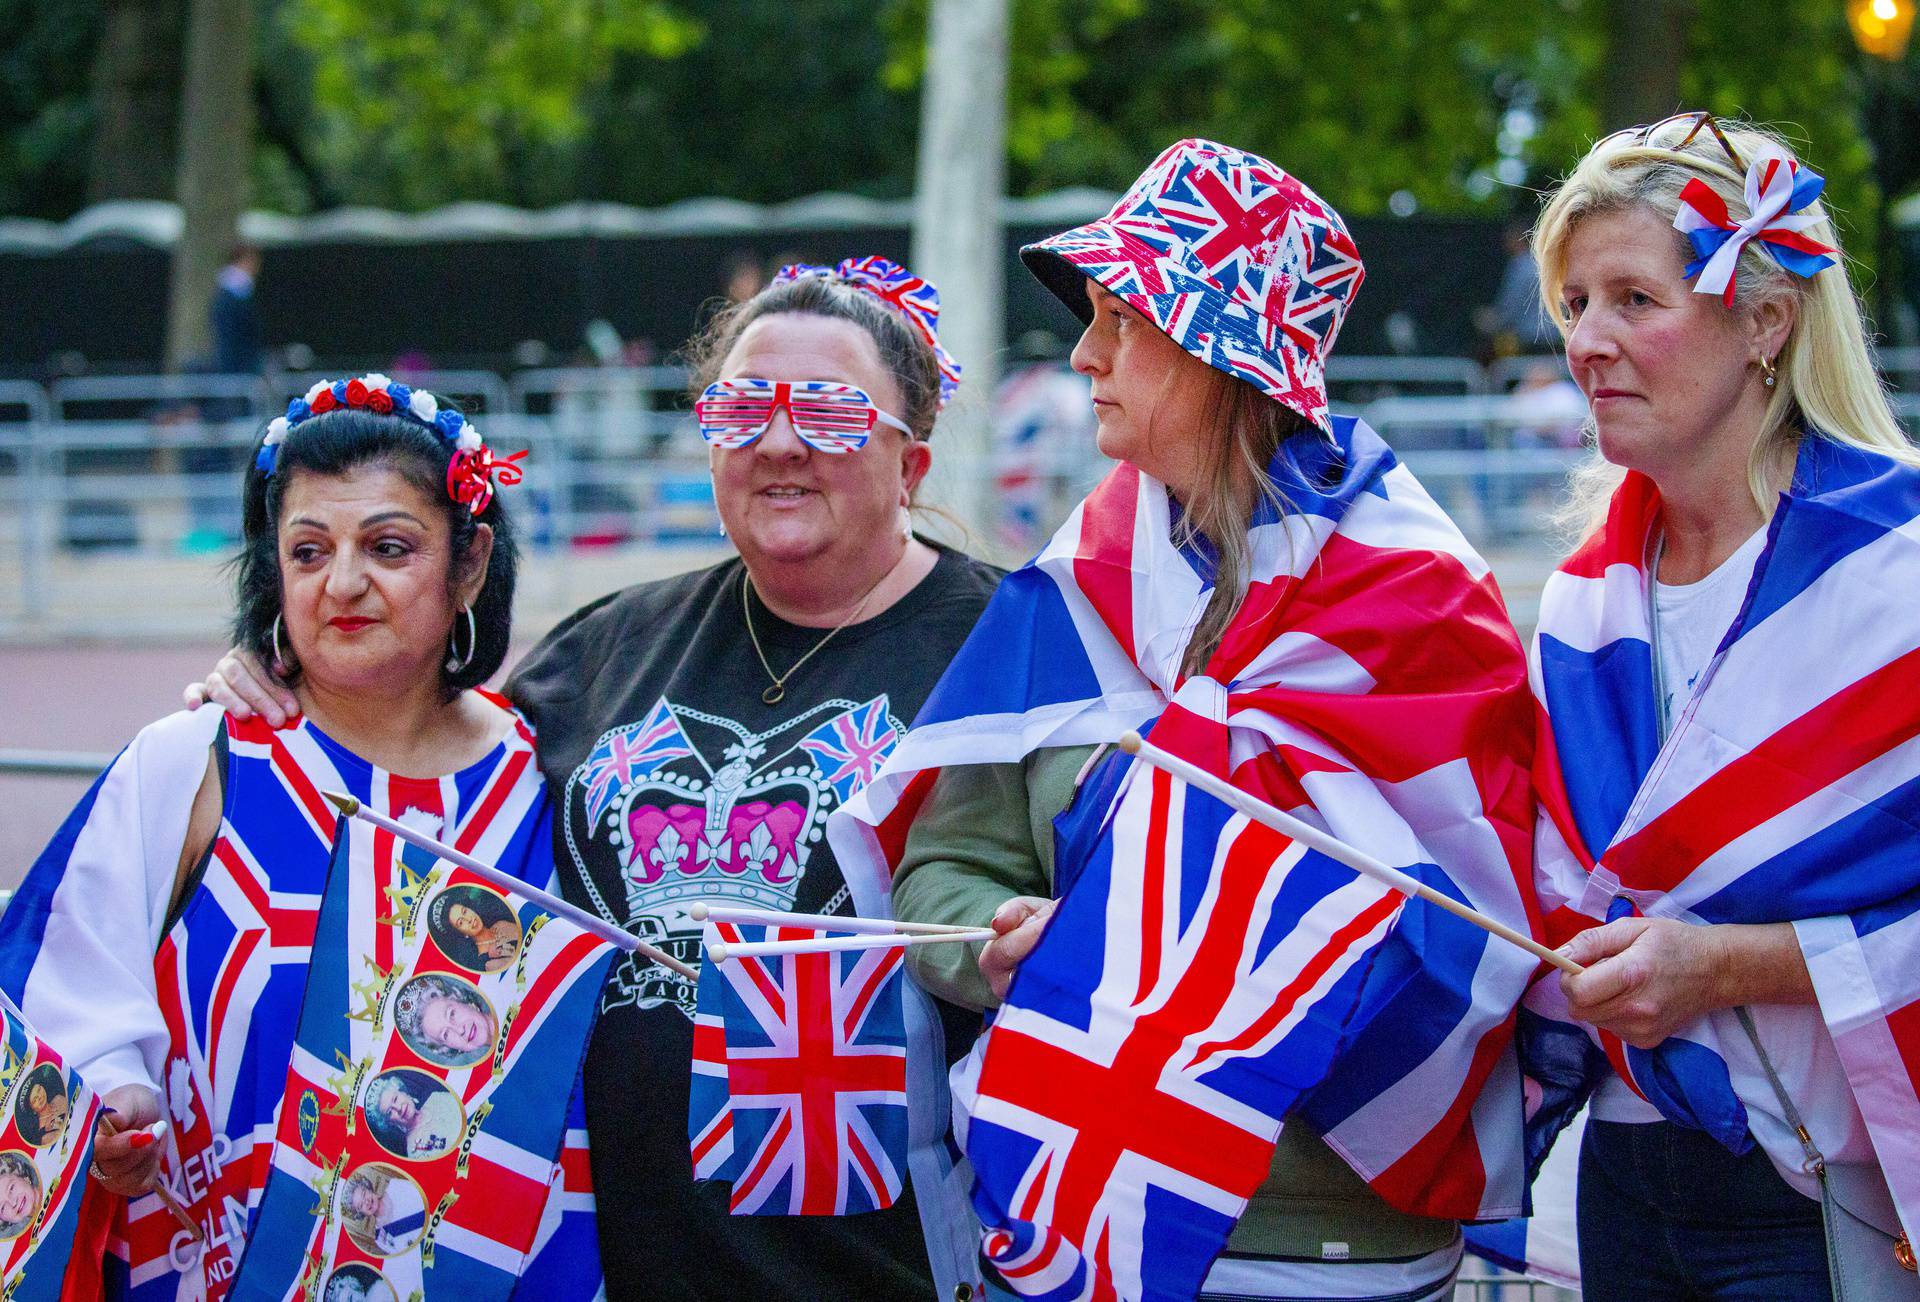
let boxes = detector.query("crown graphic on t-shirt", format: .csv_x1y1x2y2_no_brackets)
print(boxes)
619,755,825,918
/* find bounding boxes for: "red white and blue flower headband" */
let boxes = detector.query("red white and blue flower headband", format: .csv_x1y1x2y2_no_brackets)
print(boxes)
258,374,526,515
772,256,963,407
1673,142,1838,307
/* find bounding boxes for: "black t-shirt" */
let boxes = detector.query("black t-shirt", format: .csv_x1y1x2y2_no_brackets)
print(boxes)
507,544,1002,1301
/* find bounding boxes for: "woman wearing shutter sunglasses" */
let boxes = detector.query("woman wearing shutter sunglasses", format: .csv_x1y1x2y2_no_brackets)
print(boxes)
187,258,1001,1299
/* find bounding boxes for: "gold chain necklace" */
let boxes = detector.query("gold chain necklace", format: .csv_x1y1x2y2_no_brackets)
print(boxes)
741,565,893,706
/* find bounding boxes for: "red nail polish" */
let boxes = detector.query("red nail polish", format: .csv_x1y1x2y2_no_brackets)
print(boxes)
128,1132,155,1150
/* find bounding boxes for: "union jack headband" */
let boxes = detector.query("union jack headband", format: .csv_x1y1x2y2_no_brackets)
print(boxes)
258,374,526,515
1672,142,1838,307
772,256,963,407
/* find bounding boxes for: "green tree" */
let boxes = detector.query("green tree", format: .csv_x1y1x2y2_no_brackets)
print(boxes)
0,0,104,218
276,0,703,210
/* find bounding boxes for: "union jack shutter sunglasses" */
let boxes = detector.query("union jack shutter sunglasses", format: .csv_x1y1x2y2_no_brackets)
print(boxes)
694,378,913,452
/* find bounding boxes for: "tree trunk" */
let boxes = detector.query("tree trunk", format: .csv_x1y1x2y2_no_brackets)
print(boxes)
87,0,187,202
164,0,253,371
910,0,1009,545
1599,0,1696,132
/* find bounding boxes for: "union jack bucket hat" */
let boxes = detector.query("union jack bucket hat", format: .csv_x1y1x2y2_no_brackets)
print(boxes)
1021,138,1365,433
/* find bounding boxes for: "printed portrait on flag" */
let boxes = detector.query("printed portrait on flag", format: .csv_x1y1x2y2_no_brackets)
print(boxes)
560,694,906,1018
339,1163,428,1257
362,1071,464,1163
228,814,618,1302
392,975,499,1069
12,1066,69,1149
0,1153,39,1241
425,887,523,975
0,993,105,1301
320,1262,397,1302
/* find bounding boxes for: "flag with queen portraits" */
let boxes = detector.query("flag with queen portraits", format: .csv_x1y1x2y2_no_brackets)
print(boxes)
228,811,616,1302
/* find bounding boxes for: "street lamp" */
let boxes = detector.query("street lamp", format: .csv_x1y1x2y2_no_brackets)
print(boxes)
1849,0,1918,342
1849,0,1917,60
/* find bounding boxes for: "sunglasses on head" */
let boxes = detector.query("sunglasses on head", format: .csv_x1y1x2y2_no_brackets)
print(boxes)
694,378,912,453
1597,110,1746,171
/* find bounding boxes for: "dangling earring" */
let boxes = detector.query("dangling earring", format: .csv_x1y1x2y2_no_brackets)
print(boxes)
446,606,477,674
270,613,288,673
1761,355,1777,388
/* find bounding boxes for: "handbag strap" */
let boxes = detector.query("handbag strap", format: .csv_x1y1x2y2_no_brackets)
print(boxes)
1734,1004,1827,1179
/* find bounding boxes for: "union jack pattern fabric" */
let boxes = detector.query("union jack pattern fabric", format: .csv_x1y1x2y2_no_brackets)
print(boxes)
1021,138,1364,434
1526,435,1920,1250
688,921,909,1215
0,991,105,1302
579,698,695,825
695,379,894,453
797,698,901,805
837,416,1539,1299
230,775,617,1301
774,256,963,406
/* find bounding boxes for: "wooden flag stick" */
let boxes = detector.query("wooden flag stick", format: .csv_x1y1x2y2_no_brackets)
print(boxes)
321,790,699,981
152,1177,204,1243
690,902,982,937
1117,732,1582,976
709,929,998,962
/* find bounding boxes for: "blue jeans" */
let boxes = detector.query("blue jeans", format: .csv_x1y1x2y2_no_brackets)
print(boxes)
1578,1119,1830,1301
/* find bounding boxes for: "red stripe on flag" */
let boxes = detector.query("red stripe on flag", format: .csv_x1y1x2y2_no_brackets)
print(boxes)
1607,642,1920,894
456,747,530,854
1072,466,1141,662
1134,768,1173,1007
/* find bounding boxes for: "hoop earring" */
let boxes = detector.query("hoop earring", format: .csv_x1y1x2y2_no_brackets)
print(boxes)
1761,354,1778,388
445,606,477,675
270,613,288,672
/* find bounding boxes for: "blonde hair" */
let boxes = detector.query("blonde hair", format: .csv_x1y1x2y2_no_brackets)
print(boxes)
1532,118,1916,536
1177,371,1310,676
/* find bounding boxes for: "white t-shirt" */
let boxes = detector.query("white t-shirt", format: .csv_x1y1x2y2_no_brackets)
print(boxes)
1650,526,1767,733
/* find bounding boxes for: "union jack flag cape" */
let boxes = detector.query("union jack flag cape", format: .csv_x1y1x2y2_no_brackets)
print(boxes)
688,921,909,1215
836,416,1539,1299
1525,434,1920,1252
0,992,105,1302
227,807,618,1300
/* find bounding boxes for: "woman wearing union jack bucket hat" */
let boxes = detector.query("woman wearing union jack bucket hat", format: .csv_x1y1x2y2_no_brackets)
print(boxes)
863,140,1541,1300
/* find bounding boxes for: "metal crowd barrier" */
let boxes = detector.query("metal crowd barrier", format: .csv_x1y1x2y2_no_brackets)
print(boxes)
0,749,112,777
47,353,1920,631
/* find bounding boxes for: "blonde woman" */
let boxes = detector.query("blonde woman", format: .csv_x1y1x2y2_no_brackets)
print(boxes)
861,140,1540,1302
1527,114,1920,1299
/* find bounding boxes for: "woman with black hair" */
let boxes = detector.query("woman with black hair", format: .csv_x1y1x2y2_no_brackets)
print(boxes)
0,377,546,1299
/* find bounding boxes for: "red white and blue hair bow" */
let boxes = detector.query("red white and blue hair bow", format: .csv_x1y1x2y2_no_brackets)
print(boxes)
1672,143,1838,307
773,255,963,406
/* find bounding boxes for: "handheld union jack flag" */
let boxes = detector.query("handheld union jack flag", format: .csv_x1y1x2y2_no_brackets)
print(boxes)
0,991,104,1302
229,812,618,1302
689,921,909,1215
797,696,901,805
579,700,695,825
